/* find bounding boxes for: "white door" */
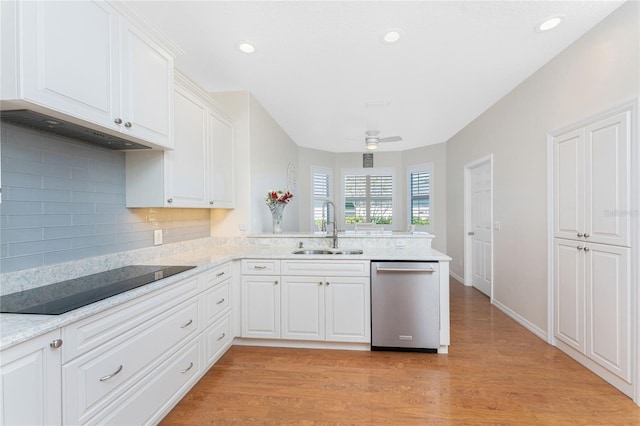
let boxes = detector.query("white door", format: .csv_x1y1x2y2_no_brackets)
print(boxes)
241,276,280,338
20,1,120,129
553,129,585,241
168,86,208,207
281,276,324,341
553,238,585,353
325,277,370,342
468,160,492,296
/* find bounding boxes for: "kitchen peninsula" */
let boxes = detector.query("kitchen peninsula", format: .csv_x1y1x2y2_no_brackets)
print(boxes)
0,234,450,425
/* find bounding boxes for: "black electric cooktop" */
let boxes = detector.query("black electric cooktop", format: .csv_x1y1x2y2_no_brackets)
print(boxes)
0,265,196,315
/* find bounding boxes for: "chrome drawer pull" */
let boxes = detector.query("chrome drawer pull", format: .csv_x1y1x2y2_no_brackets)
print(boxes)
376,267,436,273
180,319,193,328
216,298,225,305
253,265,267,269
99,365,123,382
216,271,225,277
49,339,63,349
217,333,226,341
180,362,194,374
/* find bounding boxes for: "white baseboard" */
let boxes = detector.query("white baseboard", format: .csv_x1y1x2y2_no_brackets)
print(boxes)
449,271,465,285
492,298,548,342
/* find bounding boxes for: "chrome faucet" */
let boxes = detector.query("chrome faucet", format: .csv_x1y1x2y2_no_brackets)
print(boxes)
321,200,338,248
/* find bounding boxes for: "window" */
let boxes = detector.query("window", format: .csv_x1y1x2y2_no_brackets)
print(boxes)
311,166,332,230
408,163,433,232
342,168,395,228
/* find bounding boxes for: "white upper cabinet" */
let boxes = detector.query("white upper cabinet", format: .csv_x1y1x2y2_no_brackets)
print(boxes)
0,0,175,150
125,72,235,208
553,110,631,247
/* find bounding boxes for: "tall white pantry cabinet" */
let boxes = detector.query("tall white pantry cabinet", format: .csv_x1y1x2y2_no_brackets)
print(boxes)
552,103,636,400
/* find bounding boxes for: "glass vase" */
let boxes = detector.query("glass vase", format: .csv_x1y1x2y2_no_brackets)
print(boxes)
269,203,286,234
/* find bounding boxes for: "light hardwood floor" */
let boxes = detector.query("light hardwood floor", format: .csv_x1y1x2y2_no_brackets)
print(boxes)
160,280,640,425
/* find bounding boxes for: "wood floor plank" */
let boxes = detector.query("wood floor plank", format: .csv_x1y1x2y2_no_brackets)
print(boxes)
160,280,640,425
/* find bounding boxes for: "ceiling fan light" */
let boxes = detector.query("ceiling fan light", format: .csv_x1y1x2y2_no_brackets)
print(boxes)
366,140,378,150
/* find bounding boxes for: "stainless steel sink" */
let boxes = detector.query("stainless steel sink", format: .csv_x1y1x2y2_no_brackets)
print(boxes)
292,249,363,255
292,249,334,255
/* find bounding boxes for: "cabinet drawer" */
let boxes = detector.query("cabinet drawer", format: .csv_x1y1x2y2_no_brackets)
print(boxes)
63,298,200,424
206,262,231,287
204,280,230,326
89,339,202,426
242,259,280,275
204,314,231,367
281,260,370,277
62,275,200,363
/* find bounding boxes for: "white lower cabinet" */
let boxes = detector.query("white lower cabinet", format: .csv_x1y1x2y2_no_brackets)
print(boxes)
0,329,62,426
1,261,238,426
554,238,632,395
281,276,370,343
241,259,370,344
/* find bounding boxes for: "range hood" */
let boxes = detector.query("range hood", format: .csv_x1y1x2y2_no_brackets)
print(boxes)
0,110,152,150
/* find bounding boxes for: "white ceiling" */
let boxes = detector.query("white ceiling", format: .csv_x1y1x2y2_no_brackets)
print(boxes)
130,1,625,153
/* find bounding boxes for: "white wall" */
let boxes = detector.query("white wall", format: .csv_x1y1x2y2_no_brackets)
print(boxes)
445,1,639,333
209,92,299,235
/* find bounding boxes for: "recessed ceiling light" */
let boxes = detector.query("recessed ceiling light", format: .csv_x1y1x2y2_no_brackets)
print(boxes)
382,30,401,44
237,41,255,54
535,15,564,32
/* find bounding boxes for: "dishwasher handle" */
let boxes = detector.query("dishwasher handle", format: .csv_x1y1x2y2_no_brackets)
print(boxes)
376,267,437,273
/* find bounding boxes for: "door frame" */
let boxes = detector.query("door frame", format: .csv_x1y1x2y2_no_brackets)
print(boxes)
463,154,494,300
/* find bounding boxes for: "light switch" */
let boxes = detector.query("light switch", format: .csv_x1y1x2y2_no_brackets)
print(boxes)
154,229,163,245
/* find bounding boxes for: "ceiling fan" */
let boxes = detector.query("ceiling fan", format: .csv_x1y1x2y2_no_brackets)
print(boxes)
365,130,402,150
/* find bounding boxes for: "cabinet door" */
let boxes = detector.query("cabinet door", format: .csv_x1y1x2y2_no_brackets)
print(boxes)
20,0,120,129
325,277,371,343
166,86,208,207
553,238,585,353
553,129,585,241
584,111,630,247
241,276,280,338
281,276,324,341
120,18,173,148
0,330,62,426
585,243,631,382
208,110,235,208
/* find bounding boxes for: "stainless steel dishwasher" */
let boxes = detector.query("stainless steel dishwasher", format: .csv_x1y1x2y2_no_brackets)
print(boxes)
371,261,440,352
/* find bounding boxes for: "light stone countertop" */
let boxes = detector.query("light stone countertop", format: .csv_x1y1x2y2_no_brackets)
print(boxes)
0,242,450,350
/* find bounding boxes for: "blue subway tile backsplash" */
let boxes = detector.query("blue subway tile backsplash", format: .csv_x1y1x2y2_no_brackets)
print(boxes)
0,124,210,274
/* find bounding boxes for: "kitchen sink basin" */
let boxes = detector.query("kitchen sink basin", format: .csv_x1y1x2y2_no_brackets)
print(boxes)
292,249,364,255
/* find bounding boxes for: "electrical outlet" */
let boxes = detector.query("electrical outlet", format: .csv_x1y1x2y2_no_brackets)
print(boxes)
154,229,163,246
395,239,405,248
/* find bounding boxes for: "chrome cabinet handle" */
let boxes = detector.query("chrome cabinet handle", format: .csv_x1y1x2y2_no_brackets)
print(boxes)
584,246,590,252
584,233,590,238
180,319,193,328
180,362,194,374
114,118,122,125
376,267,437,273
253,265,267,270
99,365,123,382
124,121,132,128
577,246,583,250
209,201,214,205
49,339,63,349
326,281,330,286
275,280,279,285
577,233,584,237
217,333,226,341
167,198,173,203
468,231,475,236
319,281,323,286
216,271,225,277
216,298,225,305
